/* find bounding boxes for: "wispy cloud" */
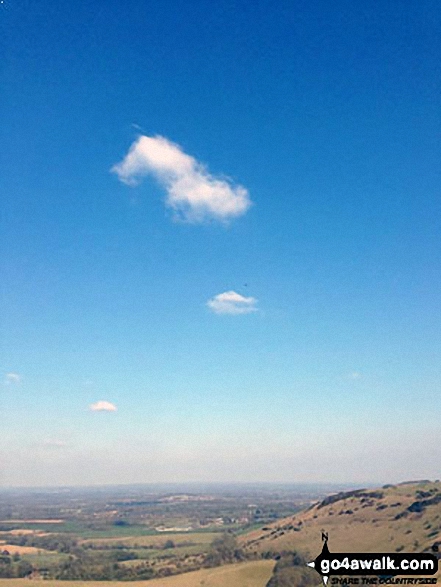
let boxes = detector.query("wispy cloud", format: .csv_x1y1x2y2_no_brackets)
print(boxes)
4,372,21,385
89,400,117,412
111,135,251,223
207,290,258,315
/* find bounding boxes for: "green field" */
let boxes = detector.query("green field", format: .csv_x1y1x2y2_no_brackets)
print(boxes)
0,560,275,587
80,531,218,548
77,531,219,567
0,522,213,540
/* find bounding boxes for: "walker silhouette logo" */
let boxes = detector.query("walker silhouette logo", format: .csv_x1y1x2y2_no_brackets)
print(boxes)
307,533,438,586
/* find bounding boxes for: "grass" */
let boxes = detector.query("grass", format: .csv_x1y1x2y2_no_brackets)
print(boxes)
0,521,162,538
0,521,227,541
0,559,275,587
242,481,441,558
79,532,218,568
0,521,86,535
0,543,53,555
80,532,218,548
0,519,64,524
19,551,70,567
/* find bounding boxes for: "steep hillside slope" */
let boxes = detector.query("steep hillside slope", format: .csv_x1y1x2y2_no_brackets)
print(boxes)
242,481,441,560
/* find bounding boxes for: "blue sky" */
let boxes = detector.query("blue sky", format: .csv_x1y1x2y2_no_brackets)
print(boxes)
1,0,440,486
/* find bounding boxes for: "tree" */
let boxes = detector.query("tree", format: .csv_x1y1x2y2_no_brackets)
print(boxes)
266,553,315,587
205,532,244,566
16,560,33,578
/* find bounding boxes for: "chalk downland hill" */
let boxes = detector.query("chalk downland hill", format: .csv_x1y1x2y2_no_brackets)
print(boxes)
242,481,441,563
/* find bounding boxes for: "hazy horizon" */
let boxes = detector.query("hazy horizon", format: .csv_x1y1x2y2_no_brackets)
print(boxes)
0,480,365,492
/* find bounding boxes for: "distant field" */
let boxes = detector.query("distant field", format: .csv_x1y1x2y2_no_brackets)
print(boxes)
18,551,69,566
2,520,158,538
0,542,52,555
0,521,87,535
0,519,63,524
80,531,218,547
4,529,45,535
0,559,275,587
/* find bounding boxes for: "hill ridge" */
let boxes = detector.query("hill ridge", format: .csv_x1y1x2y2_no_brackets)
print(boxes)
241,480,441,563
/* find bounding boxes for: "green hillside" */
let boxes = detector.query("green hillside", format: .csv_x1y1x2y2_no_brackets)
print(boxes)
242,481,441,560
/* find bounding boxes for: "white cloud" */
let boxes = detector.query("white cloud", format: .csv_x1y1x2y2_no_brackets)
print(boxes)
42,439,67,449
207,290,258,315
89,400,117,412
346,371,362,380
111,135,251,223
5,372,21,384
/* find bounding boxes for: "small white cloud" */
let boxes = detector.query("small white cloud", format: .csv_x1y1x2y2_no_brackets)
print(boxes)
89,400,117,412
42,439,67,449
111,135,251,223
207,290,258,315
5,372,21,384
346,372,362,380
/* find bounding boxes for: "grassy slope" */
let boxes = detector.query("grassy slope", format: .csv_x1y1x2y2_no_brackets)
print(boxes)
0,560,275,587
242,481,441,559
